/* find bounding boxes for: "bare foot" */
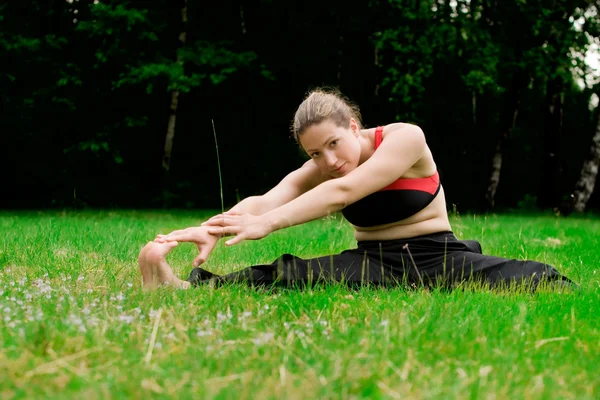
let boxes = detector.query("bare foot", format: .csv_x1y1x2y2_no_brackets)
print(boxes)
138,241,191,290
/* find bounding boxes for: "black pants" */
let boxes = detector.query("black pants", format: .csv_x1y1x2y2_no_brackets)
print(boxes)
187,231,572,289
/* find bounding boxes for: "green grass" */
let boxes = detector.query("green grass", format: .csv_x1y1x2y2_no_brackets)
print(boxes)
0,210,598,399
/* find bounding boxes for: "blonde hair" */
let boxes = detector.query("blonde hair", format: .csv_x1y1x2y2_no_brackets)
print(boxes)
291,88,362,140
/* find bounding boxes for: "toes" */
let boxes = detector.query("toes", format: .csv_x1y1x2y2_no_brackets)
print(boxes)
141,241,178,263
141,242,166,264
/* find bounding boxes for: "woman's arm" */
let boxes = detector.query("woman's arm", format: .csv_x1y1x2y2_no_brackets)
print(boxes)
161,161,323,253
206,123,427,245
207,160,324,218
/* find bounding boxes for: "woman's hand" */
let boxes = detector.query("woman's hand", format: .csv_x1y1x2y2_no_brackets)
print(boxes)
155,226,220,267
201,211,272,246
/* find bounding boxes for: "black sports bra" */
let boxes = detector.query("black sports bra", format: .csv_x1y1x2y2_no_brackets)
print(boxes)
341,126,441,227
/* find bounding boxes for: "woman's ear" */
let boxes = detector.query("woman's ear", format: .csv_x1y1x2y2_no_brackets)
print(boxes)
349,118,359,136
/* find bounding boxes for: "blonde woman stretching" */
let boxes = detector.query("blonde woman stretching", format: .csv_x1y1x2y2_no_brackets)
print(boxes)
139,89,572,290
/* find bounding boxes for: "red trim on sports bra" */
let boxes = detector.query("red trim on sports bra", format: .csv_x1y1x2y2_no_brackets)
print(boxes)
380,171,440,195
374,126,384,148
373,125,439,195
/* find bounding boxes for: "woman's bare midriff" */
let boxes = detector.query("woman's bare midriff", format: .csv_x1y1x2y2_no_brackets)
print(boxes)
352,186,452,241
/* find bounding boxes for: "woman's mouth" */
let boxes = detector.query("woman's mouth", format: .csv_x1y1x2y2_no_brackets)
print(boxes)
333,163,346,174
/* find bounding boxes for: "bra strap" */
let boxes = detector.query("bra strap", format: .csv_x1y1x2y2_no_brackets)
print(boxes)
374,126,384,149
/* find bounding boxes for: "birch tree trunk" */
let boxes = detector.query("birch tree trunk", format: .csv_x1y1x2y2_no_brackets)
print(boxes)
485,135,505,210
485,97,520,210
162,0,187,171
337,35,343,83
239,4,246,35
374,45,379,96
568,108,600,213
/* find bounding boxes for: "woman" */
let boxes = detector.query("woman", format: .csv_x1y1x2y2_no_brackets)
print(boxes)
139,89,572,290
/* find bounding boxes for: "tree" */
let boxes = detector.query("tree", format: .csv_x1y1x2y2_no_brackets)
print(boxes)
568,103,600,212
77,1,260,172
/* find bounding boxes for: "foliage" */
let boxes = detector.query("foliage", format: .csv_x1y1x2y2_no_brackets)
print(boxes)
2,1,600,209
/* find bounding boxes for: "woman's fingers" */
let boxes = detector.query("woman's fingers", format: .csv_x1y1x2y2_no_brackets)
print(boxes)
225,235,244,246
192,254,205,267
201,215,224,226
202,212,241,226
164,231,196,242
155,229,186,241
203,217,240,227
202,219,223,227
206,226,245,246
207,226,239,236
203,217,232,226
192,242,216,267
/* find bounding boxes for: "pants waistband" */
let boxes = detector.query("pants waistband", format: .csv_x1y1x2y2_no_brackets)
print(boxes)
357,231,455,247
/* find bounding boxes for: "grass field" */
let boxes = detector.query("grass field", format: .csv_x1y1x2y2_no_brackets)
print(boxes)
0,210,599,399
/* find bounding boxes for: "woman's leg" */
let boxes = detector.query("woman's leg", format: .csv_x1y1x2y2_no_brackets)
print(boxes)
398,236,574,289
187,249,391,287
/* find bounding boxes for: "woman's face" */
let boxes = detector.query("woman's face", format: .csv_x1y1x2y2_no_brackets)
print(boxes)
299,119,361,178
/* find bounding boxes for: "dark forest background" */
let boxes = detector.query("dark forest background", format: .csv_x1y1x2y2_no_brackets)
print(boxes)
3,0,600,213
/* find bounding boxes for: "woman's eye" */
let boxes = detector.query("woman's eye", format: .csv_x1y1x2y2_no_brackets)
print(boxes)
311,152,320,158
330,140,338,147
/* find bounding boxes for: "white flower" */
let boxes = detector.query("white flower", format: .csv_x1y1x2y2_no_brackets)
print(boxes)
217,310,232,322
252,332,274,346
118,315,135,324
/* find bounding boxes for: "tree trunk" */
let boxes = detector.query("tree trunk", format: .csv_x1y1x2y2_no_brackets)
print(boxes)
537,77,564,209
162,0,188,171
162,90,180,170
485,136,504,209
485,83,521,210
337,35,344,83
472,91,476,126
566,106,600,213
240,4,246,35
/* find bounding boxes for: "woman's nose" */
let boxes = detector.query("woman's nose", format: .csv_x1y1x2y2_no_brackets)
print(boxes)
324,152,337,167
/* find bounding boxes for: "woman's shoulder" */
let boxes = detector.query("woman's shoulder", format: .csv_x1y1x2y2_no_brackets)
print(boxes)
359,123,424,148
360,122,423,138
366,123,434,176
